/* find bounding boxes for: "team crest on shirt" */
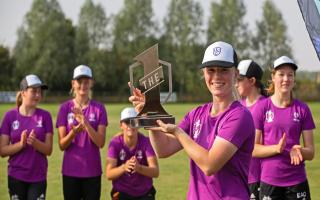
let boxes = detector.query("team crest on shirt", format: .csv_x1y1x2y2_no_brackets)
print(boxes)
193,119,202,139
293,112,300,122
265,110,274,123
36,119,43,127
12,120,19,130
67,112,75,124
136,150,143,160
89,113,96,122
119,149,126,161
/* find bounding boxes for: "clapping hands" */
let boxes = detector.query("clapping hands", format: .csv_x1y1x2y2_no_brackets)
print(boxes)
124,156,141,174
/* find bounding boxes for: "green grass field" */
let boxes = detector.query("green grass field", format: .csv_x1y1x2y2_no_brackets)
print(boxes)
0,103,319,200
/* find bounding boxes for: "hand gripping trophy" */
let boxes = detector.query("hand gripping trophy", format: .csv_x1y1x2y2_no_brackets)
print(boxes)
129,44,175,128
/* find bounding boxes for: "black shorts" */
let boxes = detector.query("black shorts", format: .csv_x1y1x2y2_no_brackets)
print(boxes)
249,182,260,200
8,176,47,200
260,180,311,200
111,186,156,200
62,175,101,200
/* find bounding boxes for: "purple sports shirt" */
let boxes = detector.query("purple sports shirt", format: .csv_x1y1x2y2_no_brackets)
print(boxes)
241,96,265,184
253,97,315,186
108,133,156,197
56,100,107,177
179,101,255,200
0,108,53,182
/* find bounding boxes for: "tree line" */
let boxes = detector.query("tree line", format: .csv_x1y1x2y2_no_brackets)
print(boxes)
0,0,298,101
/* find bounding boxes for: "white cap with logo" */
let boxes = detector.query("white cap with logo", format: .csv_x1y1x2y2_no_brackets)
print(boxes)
273,56,298,70
120,107,137,121
199,41,238,68
20,74,48,90
73,65,93,79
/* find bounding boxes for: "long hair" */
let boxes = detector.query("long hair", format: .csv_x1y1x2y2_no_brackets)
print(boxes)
266,69,276,95
16,91,23,107
255,79,268,97
232,71,241,100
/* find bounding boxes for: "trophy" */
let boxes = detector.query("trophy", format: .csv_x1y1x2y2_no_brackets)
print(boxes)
129,44,175,128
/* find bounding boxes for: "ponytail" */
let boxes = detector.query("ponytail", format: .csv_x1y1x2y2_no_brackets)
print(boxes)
69,87,75,97
16,91,23,107
255,80,268,97
266,69,276,96
233,70,240,100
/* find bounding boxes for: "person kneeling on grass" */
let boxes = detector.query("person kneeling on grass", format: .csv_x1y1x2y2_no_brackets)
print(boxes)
106,107,159,200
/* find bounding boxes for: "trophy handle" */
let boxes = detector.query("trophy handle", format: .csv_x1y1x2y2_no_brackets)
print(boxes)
129,61,141,95
159,59,172,104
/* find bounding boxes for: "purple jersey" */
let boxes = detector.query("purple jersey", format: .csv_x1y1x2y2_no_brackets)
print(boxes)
179,101,255,200
56,100,108,177
0,108,53,182
240,96,265,184
253,97,315,186
108,133,156,197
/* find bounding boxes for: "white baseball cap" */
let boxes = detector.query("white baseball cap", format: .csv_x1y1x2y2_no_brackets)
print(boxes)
273,56,298,70
20,74,48,90
238,59,263,80
73,65,93,79
199,41,238,68
120,107,137,121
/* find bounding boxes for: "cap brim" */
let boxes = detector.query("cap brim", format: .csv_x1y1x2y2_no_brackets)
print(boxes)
29,83,48,90
73,75,92,80
274,63,298,70
198,61,235,69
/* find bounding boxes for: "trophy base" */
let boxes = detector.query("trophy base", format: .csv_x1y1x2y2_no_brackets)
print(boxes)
129,115,175,128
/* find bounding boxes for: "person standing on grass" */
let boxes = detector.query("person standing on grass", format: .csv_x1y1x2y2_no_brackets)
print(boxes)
236,59,266,200
252,56,315,200
0,74,53,200
106,107,159,200
129,41,255,199
56,65,107,200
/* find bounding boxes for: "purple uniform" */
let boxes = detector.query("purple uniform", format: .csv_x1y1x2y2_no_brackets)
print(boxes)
240,96,265,184
108,133,156,197
0,108,53,182
56,100,107,177
179,101,255,200
253,97,315,186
